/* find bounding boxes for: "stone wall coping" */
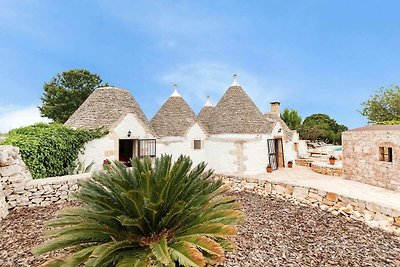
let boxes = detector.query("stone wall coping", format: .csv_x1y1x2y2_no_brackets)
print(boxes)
26,172,92,186
311,161,342,169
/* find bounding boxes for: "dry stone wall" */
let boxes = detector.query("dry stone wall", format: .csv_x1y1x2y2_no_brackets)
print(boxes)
6,173,90,209
0,145,90,219
342,130,400,192
311,162,342,176
215,175,400,235
0,145,33,218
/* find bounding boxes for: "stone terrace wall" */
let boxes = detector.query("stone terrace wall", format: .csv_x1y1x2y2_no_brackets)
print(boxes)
6,173,91,209
311,162,342,176
215,175,400,235
0,145,91,218
0,145,33,218
342,130,400,192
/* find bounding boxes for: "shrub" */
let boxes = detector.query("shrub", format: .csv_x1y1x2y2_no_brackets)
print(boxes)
1,123,105,179
33,155,243,266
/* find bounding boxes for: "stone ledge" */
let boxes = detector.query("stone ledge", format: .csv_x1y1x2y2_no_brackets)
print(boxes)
311,162,342,176
214,174,400,235
5,173,92,211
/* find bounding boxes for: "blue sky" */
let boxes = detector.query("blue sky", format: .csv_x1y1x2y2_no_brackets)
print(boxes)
1,1,400,132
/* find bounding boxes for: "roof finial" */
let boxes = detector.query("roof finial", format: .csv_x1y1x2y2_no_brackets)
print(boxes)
170,83,181,97
230,74,240,87
204,96,213,107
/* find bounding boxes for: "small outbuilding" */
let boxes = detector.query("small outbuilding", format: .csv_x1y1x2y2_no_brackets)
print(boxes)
342,125,400,192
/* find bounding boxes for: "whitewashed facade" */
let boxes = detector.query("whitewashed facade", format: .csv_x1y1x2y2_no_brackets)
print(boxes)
67,78,302,176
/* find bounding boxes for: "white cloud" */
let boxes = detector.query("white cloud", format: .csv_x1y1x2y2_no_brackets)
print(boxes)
160,62,292,113
0,105,50,133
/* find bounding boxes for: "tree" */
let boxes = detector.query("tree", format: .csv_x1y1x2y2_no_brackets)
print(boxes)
299,113,348,144
281,108,302,130
361,85,400,123
39,69,107,123
33,155,243,266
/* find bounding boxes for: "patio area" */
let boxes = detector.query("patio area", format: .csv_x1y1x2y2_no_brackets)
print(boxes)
248,166,400,212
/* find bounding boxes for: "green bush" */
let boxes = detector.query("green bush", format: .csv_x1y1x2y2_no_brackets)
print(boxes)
375,120,400,125
1,123,106,179
33,155,243,266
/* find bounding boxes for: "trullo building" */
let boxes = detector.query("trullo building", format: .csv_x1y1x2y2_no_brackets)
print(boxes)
65,76,302,175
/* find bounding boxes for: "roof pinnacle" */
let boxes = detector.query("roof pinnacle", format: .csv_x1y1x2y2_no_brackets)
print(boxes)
170,83,181,97
204,96,213,107
230,74,240,87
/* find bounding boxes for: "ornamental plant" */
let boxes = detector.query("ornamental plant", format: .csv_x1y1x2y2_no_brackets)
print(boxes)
103,158,112,171
1,123,105,178
33,155,243,266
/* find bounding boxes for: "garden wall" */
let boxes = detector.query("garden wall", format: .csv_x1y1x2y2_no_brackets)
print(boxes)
311,162,342,176
215,175,400,235
2,145,400,236
0,145,90,217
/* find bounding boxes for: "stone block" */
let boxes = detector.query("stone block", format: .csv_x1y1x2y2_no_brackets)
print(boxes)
308,192,323,202
31,197,43,204
365,202,381,213
272,184,287,195
322,199,335,206
292,187,308,199
325,192,338,202
243,183,256,191
264,182,272,194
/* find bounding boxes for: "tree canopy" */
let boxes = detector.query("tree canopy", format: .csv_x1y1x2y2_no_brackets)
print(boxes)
361,85,400,124
39,69,107,123
281,108,302,130
299,113,347,144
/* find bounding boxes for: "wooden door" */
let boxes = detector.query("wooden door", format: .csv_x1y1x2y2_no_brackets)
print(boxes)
267,139,278,170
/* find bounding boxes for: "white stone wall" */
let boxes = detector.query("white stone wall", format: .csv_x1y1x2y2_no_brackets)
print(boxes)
158,128,300,176
342,130,400,192
157,123,207,167
79,136,115,170
79,113,155,170
206,139,237,174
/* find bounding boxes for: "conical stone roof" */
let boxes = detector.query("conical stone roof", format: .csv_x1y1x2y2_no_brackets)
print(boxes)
198,97,214,129
150,92,197,137
207,85,267,134
65,87,149,130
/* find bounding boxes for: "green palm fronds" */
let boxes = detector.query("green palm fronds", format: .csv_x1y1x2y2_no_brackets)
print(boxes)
33,155,243,267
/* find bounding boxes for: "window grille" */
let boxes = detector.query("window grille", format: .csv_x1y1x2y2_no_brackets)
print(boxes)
138,139,156,158
379,146,393,162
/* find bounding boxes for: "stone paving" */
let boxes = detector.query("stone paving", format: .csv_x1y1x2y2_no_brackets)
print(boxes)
256,166,400,211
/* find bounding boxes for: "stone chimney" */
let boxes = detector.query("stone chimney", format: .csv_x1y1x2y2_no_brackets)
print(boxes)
270,101,280,114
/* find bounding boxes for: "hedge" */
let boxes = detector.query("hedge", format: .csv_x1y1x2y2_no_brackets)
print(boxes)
1,123,106,179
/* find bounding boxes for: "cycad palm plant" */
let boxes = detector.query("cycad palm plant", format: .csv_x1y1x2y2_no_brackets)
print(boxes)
33,155,243,266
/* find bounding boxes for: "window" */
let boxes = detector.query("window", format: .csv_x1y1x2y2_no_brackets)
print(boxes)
193,140,202,150
379,146,393,162
138,139,156,158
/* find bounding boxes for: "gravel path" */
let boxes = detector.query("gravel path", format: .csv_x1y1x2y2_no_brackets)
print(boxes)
1,193,400,266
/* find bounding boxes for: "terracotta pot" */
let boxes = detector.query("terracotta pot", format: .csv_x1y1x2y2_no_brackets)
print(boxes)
329,159,335,165
288,162,293,168
266,166,273,173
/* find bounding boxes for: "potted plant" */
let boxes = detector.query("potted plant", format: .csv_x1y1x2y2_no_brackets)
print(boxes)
103,159,111,170
329,156,336,165
287,161,293,168
266,164,273,173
